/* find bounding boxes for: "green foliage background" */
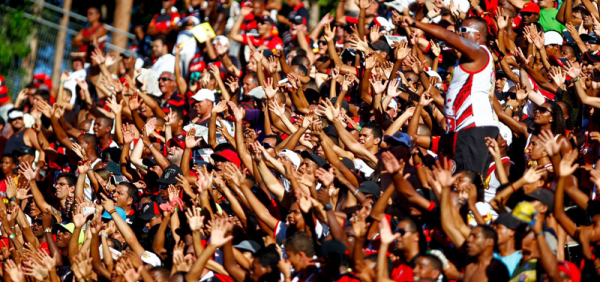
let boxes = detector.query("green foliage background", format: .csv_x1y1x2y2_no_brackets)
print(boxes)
0,9,32,99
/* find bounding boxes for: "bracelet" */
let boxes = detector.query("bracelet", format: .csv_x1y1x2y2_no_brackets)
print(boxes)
147,143,153,149
354,189,360,196
414,162,423,168
9,234,15,239
510,184,516,192
108,209,116,215
9,197,16,202
425,15,432,21
100,233,109,238
573,78,580,82
357,126,362,131
174,207,178,212
475,5,481,10
536,231,545,237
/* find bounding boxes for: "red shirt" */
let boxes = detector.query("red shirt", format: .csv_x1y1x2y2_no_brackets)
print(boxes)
241,34,283,51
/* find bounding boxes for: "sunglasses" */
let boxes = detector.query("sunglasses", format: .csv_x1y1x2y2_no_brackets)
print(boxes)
457,26,480,34
158,77,173,82
393,228,414,236
536,106,552,114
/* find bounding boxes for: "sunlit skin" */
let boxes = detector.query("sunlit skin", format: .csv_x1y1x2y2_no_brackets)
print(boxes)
357,127,380,152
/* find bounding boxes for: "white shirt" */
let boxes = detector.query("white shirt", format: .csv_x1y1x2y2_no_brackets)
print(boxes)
151,54,176,75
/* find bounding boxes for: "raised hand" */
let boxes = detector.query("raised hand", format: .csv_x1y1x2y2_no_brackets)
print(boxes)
90,48,106,65
369,25,382,42
144,117,157,138
549,67,566,87
379,217,400,245
225,76,239,93
496,8,509,30
538,129,560,157
122,123,135,144
262,77,277,99
5,259,24,282
18,161,37,181
323,23,335,42
485,137,501,159
557,149,579,177
432,158,458,188
369,74,388,95
186,207,205,232
521,165,546,184
563,59,581,79
185,128,202,149
106,95,123,114
315,168,335,188
129,91,142,111
209,217,233,247
317,98,340,121
268,99,286,116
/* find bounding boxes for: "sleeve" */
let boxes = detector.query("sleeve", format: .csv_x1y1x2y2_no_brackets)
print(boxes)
149,14,158,27
274,221,287,245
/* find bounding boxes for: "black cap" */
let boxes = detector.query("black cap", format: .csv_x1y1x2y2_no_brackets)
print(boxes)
370,40,391,54
300,151,327,168
358,181,380,198
104,162,122,175
142,158,159,168
13,146,35,157
580,34,599,44
138,202,162,221
321,239,347,257
494,213,521,230
340,157,355,171
291,15,305,25
526,189,554,212
323,125,338,138
157,164,183,185
257,15,275,25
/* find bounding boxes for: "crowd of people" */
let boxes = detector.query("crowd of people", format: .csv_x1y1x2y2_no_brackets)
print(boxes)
1,0,600,281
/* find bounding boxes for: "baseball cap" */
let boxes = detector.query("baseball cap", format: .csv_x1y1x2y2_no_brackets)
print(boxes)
291,15,305,25
557,261,581,282
32,73,53,89
340,157,355,171
580,34,598,44
388,98,398,111
278,149,301,169
234,240,262,254
300,151,327,168
257,15,275,25
370,40,391,54
142,158,159,168
521,2,540,14
138,202,162,221
7,109,23,120
167,134,186,149
246,86,266,99
101,206,127,220
157,164,183,185
525,189,555,211
211,149,241,168
104,162,122,175
494,213,521,230
192,89,215,102
384,131,411,147
213,35,229,47
358,181,381,198
499,123,513,147
55,223,85,244
544,31,563,46
12,146,35,157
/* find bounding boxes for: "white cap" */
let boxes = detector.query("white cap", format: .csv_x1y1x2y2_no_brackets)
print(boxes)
8,110,23,120
388,98,398,111
246,86,266,99
179,16,200,26
213,35,229,47
544,31,563,46
140,251,161,267
192,89,215,102
499,123,513,147
278,149,301,170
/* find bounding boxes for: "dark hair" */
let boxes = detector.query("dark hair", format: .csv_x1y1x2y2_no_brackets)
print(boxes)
153,36,168,46
254,245,281,280
293,64,308,76
80,133,97,148
57,173,77,186
288,47,307,57
421,254,443,272
291,55,310,68
118,182,139,204
545,101,566,135
478,224,498,248
263,134,283,145
556,101,573,130
283,232,315,257
214,143,236,153
2,154,15,164
362,123,383,141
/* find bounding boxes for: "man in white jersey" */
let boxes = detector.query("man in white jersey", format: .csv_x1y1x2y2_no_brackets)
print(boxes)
397,16,499,175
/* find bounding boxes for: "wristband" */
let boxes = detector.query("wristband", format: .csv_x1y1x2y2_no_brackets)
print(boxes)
475,5,481,10
108,209,116,215
425,15,432,21
100,233,109,238
510,184,516,192
9,234,15,239
45,228,52,233
324,203,333,211
147,143,153,149
354,189,360,196
9,197,16,202
536,231,545,237
357,126,362,131
573,78,580,82
414,162,423,168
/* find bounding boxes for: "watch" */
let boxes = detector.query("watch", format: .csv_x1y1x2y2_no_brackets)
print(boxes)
45,228,52,233
324,203,333,211
9,197,16,202
425,15,432,21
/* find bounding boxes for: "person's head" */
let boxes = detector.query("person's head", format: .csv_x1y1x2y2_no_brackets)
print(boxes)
538,0,555,9
249,245,281,282
413,254,443,281
257,16,273,37
1,154,16,176
55,173,76,200
93,116,113,138
7,109,24,131
152,37,169,58
286,202,305,230
56,227,73,248
561,44,577,61
192,89,215,117
358,123,382,150
520,3,541,25
393,218,420,253
284,232,315,271
493,213,519,246
87,7,101,24
162,0,175,10
166,136,185,165
466,225,497,257
170,109,185,131
457,17,488,45
159,72,176,95
291,55,311,71
252,0,265,16
113,182,138,209
77,133,98,152
533,102,565,135
556,101,572,129
243,72,259,95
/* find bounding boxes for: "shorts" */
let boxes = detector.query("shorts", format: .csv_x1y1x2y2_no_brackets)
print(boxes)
453,126,499,175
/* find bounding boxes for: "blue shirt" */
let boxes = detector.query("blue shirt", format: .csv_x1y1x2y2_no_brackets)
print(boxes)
494,251,523,276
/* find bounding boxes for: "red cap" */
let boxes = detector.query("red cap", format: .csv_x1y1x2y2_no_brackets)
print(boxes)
557,261,580,282
521,2,540,14
211,149,241,168
32,73,53,89
167,134,186,149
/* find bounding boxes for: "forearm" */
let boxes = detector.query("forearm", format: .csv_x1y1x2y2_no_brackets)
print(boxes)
68,226,83,263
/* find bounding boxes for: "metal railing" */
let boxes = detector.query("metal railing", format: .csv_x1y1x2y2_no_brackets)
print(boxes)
0,2,135,97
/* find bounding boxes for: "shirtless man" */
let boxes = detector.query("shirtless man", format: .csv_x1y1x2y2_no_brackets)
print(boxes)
463,225,510,282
